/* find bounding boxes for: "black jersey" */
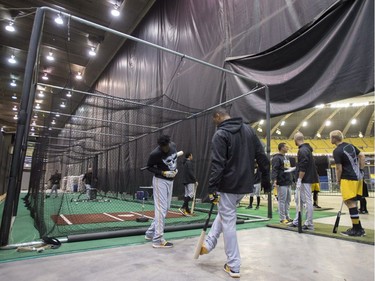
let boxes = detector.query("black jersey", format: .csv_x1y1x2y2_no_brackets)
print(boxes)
147,142,178,180
333,142,361,180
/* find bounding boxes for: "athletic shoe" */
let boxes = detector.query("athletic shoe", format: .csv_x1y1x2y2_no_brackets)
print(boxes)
287,222,298,228
246,205,253,209
341,228,366,237
144,235,152,241
152,241,173,248
302,225,314,231
313,204,322,209
200,244,209,255
280,219,289,224
183,210,192,217
286,218,293,222
255,206,259,210
361,210,369,214
223,263,240,278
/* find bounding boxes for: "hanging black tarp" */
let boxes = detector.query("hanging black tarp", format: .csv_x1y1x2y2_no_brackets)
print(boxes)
225,0,374,122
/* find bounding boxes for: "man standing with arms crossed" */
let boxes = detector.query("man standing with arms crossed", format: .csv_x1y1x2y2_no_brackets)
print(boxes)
272,142,293,224
289,132,319,231
145,135,179,248
200,108,271,278
330,130,366,236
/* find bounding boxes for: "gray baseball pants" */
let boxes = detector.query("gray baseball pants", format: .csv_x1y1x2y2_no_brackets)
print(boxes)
204,192,244,272
146,176,173,244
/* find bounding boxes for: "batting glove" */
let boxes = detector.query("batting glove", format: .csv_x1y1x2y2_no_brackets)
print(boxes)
162,170,177,178
208,192,220,205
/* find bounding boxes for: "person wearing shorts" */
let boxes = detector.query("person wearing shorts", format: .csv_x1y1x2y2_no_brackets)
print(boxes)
330,130,366,237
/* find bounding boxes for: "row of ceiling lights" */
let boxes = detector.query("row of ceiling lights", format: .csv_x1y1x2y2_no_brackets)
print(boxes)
256,118,362,137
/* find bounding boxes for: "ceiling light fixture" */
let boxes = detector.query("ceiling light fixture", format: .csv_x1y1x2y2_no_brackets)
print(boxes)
32,121,36,126
34,114,38,118
31,127,35,132
10,80,17,87
5,21,15,32
66,91,72,97
55,13,64,25
351,119,357,125
280,121,285,126
325,120,331,126
55,113,60,117
257,127,263,132
12,105,17,111
38,91,45,98
259,120,264,125
13,115,18,120
89,47,96,56
111,3,120,17
46,51,54,61
12,93,17,100
76,72,83,80
35,103,41,109
358,132,363,138
302,121,308,127
316,132,321,138
8,55,16,64
42,72,49,80
51,119,56,125
276,129,281,135
1,127,4,132
60,102,66,108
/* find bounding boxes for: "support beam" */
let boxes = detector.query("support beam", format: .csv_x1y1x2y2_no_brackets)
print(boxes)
288,109,320,139
314,108,340,138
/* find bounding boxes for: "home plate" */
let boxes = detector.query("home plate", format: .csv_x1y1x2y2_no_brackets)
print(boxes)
118,214,135,217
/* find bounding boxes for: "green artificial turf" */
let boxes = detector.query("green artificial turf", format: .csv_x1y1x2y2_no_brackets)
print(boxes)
0,198,364,263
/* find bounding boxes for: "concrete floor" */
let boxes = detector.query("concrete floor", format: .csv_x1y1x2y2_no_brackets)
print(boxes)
1,196,374,281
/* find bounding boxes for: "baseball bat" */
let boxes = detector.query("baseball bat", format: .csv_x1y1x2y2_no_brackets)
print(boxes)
140,150,184,171
193,202,215,259
190,182,198,215
333,201,344,233
297,188,302,233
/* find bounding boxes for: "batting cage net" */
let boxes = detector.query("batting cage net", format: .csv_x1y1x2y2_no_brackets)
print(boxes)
17,7,265,240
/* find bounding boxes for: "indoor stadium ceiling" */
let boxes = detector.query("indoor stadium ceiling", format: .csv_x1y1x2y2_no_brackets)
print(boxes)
0,0,374,139
0,0,156,133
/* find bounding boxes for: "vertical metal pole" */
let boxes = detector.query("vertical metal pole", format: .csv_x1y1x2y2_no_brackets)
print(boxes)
265,86,272,219
0,8,45,246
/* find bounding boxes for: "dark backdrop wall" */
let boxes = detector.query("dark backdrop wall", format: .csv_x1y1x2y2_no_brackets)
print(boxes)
86,0,373,199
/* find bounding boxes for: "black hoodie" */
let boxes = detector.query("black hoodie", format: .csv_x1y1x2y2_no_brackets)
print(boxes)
297,143,319,184
182,158,196,184
208,117,270,194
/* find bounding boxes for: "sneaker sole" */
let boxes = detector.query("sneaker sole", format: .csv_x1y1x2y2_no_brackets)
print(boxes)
152,244,173,248
223,264,240,278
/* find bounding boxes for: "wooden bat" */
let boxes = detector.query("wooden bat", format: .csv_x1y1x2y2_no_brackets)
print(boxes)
333,201,344,233
140,150,184,171
190,182,198,215
297,187,302,233
193,202,215,259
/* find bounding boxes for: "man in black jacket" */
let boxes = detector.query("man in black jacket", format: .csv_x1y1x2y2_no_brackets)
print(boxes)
200,108,271,278
272,142,293,224
289,132,319,231
179,152,197,216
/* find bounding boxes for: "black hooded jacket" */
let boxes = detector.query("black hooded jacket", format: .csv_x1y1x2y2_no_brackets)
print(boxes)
271,153,293,186
208,117,270,194
297,143,319,184
182,158,196,184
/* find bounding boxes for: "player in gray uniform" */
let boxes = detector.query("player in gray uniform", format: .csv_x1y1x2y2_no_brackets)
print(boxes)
272,142,293,224
247,166,261,209
200,108,271,278
179,152,197,216
145,135,179,248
